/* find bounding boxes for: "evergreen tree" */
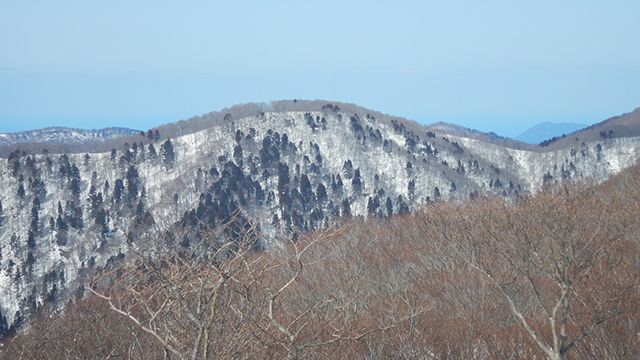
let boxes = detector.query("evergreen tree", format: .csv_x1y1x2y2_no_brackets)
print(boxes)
87,185,101,214
0,309,9,339
367,196,380,216
342,160,354,179
280,133,289,151
341,198,352,217
310,208,324,224
56,210,68,231
27,229,36,249
277,162,290,195
55,204,68,247
233,144,244,164
30,178,46,202
300,174,315,209
17,184,25,199
65,200,84,230
160,139,176,168
396,195,410,215
113,179,125,204
316,183,328,205
11,159,20,177
126,165,140,204
68,163,81,197
254,181,265,204
69,177,81,198
385,197,394,217
95,208,109,236
433,186,441,199
352,168,363,194
148,143,158,161
235,129,244,143
135,200,153,227
259,135,280,167
119,149,133,165
408,179,416,200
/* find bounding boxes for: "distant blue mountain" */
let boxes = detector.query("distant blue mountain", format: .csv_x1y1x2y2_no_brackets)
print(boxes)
516,122,586,144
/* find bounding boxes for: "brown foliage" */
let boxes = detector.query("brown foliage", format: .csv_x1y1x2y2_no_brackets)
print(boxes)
2,166,639,359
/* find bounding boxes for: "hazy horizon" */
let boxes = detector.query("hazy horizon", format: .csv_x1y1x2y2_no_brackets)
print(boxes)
2,1,639,137
0,98,611,137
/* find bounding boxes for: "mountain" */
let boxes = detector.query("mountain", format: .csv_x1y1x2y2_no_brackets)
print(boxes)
516,122,586,144
0,127,141,148
540,107,640,148
0,99,639,338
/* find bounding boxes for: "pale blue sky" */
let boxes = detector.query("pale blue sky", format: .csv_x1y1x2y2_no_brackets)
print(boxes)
1,0,639,136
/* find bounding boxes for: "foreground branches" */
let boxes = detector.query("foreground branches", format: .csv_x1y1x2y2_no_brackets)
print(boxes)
2,166,639,359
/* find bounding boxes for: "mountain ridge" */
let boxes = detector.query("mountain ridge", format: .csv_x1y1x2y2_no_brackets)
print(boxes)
540,107,640,148
0,100,639,338
2,100,638,155
0,126,141,148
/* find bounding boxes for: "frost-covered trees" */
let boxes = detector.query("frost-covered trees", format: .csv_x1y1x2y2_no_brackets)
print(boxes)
259,132,280,167
64,200,83,230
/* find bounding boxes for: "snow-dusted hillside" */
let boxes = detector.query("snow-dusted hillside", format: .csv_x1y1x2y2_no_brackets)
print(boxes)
0,127,140,147
0,100,639,337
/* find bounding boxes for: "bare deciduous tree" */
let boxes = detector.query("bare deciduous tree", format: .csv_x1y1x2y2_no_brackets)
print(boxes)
422,187,639,360
2,165,639,360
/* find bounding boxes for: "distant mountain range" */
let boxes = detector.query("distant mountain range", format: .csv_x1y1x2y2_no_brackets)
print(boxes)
2,116,630,151
539,107,640,149
516,122,587,144
0,127,141,148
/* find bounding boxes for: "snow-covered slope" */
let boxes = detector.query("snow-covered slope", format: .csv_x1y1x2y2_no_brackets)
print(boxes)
0,127,140,147
0,100,639,337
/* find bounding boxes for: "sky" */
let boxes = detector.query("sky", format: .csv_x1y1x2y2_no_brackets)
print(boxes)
1,0,639,137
